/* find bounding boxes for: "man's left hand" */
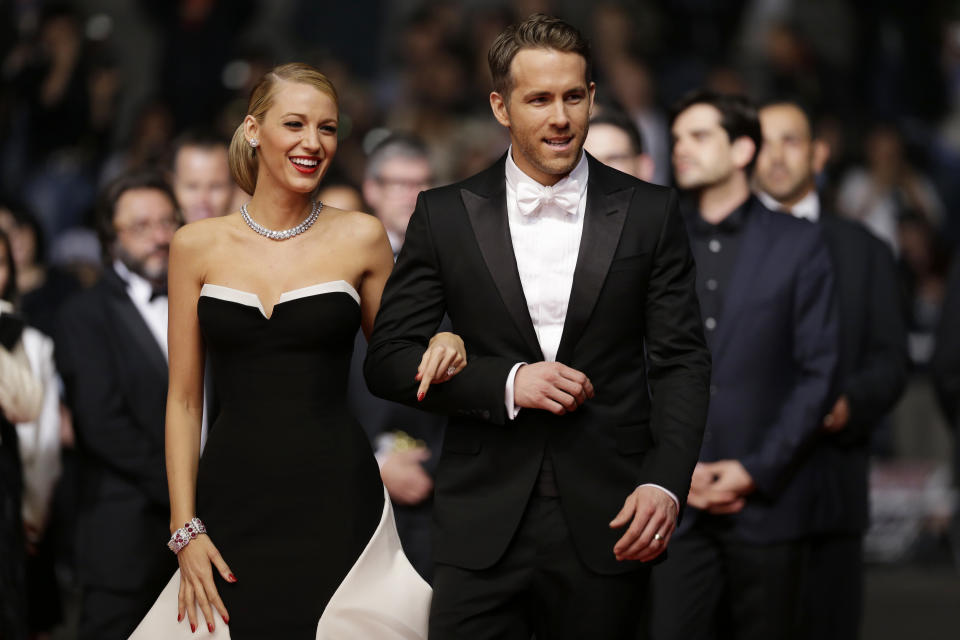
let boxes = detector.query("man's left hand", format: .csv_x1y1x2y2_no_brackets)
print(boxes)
687,460,755,515
609,485,678,562
823,395,850,432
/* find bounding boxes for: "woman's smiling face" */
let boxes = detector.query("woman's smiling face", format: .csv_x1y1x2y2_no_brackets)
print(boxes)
244,80,339,195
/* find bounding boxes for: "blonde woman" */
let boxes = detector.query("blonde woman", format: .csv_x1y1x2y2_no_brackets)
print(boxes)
132,63,462,639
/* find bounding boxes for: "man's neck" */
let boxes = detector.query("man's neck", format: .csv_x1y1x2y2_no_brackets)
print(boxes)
698,171,751,224
774,183,816,211
509,145,579,187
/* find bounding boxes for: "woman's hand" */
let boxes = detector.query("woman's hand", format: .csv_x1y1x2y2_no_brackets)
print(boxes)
415,332,467,400
176,535,236,633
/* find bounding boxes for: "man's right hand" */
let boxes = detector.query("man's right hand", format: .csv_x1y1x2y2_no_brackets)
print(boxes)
381,448,434,505
514,362,595,415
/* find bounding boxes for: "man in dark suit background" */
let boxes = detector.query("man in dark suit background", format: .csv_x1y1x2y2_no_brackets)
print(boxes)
348,132,445,582
365,14,711,639
55,171,180,640
755,100,909,640
649,91,839,640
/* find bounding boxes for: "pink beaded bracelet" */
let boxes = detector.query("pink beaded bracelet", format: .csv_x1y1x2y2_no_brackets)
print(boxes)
167,517,207,554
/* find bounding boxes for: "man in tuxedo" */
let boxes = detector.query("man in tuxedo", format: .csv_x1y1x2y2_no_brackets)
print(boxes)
349,132,444,581
649,91,838,640
754,101,908,639
56,171,180,640
365,14,711,639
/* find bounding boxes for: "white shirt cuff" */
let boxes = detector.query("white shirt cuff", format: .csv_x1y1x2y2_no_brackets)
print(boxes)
373,432,396,469
504,362,525,420
639,483,680,514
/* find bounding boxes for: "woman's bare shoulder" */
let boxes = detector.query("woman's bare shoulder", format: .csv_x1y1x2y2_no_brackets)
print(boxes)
321,206,387,246
171,214,242,262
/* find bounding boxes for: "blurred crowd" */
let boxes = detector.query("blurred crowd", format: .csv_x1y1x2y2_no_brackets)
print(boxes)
0,0,958,638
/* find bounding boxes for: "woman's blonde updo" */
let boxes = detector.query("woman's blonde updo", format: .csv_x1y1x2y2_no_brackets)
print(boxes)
228,63,339,195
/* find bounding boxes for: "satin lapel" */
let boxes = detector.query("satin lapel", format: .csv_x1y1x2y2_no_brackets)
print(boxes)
709,209,774,364
461,187,544,361
554,177,633,365
102,271,168,379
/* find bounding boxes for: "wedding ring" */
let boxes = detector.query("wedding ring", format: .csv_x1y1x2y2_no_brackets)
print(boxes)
653,533,663,542
446,366,457,376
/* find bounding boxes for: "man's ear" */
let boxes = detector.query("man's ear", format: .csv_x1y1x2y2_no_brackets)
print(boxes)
637,154,655,183
812,139,831,174
490,92,511,128
731,136,757,171
587,81,596,118
361,178,380,210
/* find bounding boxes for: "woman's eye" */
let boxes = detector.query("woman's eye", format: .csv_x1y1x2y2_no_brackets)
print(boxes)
321,125,337,134
285,121,302,128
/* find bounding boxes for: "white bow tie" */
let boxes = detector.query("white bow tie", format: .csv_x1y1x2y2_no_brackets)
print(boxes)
516,179,581,217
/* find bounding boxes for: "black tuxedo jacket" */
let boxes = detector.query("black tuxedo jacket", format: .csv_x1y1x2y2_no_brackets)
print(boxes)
56,267,176,591
679,199,838,543
808,214,908,534
365,154,711,575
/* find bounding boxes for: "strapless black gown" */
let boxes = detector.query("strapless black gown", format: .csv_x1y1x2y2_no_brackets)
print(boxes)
131,281,430,640
195,281,387,638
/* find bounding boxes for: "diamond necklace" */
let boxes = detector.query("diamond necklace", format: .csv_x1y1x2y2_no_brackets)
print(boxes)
240,200,323,240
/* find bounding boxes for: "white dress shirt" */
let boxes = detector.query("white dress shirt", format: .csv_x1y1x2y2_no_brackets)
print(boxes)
501,148,678,508
113,260,209,448
757,189,820,222
114,260,169,359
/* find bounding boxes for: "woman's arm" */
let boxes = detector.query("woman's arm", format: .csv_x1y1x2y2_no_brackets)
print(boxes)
352,212,464,398
165,225,206,533
164,224,234,634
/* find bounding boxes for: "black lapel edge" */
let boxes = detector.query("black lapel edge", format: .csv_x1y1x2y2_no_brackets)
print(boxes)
461,187,544,361
555,177,633,365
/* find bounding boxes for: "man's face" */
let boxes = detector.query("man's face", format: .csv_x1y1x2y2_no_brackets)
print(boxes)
490,48,595,186
112,188,179,283
172,146,233,223
671,103,739,191
584,122,653,181
755,104,818,204
363,155,432,239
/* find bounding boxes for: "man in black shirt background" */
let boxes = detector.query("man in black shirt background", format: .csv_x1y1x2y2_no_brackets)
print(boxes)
649,91,838,640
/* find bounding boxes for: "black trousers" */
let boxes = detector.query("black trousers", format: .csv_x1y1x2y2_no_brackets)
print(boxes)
429,494,649,640
395,501,434,584
648,526,805,640
799,533,863,640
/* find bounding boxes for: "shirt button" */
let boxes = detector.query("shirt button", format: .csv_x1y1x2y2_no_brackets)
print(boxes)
705,317,717,331
706,279,718,291
709,239,722,253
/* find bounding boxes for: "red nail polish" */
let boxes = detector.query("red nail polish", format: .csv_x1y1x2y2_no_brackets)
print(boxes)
224,615,230,625
208,623,215,633
417,391,425,402
228,573,237,582
177,613,183,623
190,623,196,633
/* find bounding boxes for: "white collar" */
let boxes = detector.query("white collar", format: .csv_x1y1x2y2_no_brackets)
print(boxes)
113,259,157,303
757,189,820,222
505,145,589,200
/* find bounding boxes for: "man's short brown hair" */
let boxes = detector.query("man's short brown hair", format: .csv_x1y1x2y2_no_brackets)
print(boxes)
487,13,591,99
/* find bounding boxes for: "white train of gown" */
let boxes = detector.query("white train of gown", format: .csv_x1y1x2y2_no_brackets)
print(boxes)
128,488,431,639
